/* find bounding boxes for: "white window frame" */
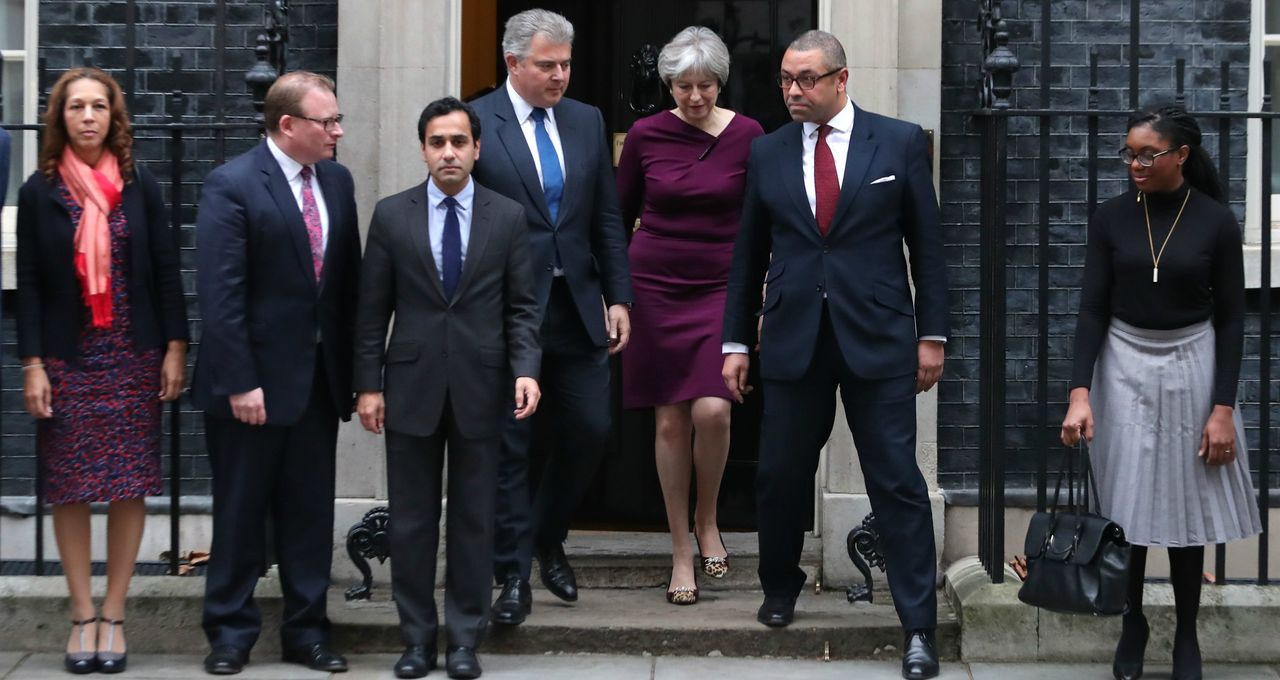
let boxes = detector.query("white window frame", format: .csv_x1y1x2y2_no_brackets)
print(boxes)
1248,0,1280,287
1,0,39,290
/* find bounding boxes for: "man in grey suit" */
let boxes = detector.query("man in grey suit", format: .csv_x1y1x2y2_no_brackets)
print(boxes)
354,97,542,680
470,7,633,624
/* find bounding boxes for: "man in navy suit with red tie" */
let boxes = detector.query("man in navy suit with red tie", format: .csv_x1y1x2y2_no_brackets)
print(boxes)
721,31,948,680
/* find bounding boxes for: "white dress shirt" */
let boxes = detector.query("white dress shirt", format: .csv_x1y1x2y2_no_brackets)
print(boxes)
426,177,475,279
266,136,329,249
722,97,943,354
505,78,567,184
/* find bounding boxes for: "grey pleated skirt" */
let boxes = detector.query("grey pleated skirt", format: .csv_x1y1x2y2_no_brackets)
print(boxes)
1090,317,1262,547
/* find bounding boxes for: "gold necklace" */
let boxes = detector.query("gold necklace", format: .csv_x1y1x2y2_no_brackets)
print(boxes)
1140,187,1191,284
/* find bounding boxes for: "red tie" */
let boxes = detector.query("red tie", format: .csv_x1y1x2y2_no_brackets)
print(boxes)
299,166,324,281
814,124,839,236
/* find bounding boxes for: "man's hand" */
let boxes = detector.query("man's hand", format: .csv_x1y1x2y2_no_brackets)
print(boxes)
606,304,632,354
1200,405,1237,466
721,353,753,404
916,340,945,394
357,391,385,434
513,377,541,420
229,387,267,426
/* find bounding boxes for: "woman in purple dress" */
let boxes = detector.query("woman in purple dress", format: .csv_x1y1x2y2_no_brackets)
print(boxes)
17,68,188,673
617,26,764,605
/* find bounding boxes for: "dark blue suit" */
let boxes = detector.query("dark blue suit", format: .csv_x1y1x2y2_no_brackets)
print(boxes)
193,141,361,652
723,104,947,630
470,85,632,584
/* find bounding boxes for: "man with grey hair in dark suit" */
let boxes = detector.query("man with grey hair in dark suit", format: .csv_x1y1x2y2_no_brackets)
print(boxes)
470,7,634,625
354,96,541,680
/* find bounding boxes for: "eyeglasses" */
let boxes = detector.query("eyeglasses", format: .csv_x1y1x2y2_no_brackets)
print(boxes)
1118,146,1176,167
294,113,345,131
776,68,842,91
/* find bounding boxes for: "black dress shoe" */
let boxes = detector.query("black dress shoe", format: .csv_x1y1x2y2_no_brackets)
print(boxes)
282,642,348,672
902,630,940,680
203,646,248,675
395,645,437,679
756,595,796,628
492,576,533,625
536,543,578,602
446,646,482,679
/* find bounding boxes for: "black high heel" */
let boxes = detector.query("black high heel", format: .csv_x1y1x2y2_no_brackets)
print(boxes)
1112,613,1149,680
63,617,97,675
96,618,128,674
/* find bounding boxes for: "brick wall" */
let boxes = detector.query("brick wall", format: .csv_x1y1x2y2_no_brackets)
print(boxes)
937,0,1278,491
0,0,339,496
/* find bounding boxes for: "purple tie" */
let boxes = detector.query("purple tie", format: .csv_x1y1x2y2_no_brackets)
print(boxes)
299,165,324,281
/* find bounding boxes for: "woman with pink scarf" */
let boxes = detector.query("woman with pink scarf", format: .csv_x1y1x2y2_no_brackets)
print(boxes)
16,68,188,675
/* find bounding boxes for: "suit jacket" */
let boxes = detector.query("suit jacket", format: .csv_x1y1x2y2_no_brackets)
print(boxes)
353,180,541,439
16,165,188,360
722,105,949,382
192,141,361,424
469,86,632,346
0,128,10,210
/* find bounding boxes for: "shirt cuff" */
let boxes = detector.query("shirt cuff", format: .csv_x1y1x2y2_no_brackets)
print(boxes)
920,336,947,343
722,342,750,354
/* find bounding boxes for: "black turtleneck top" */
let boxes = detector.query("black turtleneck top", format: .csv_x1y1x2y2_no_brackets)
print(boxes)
1070,184,1245,406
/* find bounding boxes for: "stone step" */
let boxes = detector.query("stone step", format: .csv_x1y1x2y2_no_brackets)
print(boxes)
333,587,958,660
545,531,822,591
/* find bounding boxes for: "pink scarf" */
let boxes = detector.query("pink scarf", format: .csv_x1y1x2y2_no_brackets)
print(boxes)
59,147,123,329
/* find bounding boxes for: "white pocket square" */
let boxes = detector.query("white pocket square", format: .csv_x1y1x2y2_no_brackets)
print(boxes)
870,175,896,185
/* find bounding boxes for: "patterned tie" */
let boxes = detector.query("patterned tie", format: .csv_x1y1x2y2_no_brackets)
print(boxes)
530,108,564,223
299,165,324,281
441,196,461,300
814,124,839,236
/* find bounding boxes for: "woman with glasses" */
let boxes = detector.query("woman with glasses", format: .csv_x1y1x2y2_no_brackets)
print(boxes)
1061,105,1261,680
615,26,763,605
16,67,188,674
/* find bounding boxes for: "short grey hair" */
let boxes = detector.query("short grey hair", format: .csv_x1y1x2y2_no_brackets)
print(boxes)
502,9,574,61
658,26,731,85
788,30,846,70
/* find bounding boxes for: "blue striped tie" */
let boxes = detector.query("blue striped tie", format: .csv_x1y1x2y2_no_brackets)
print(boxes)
531,107,563,223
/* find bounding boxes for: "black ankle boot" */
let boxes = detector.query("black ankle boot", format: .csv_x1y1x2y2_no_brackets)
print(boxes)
1171,629,1202,680
1112,612,1149,680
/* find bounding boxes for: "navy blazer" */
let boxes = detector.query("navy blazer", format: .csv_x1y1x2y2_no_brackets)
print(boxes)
192,141,361,425
16,165,188,360
722,105,949,381
469,86,632,347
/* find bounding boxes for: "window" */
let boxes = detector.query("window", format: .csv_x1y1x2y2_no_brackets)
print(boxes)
1,0,36,289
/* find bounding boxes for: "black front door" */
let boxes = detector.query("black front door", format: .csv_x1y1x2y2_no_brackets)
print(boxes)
495,0,818,531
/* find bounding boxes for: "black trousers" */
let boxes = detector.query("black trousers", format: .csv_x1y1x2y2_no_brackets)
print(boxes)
493,278,610,583
756,308,938,631
202,357,339,651
387,399,498,649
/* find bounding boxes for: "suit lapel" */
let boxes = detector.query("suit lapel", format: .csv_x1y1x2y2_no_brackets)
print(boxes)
779,124,816,234
257,143,317,292
406,183,448,303
492,93,554,225
454,186,492,301
314,162,342,295
830,106,878,232
551,103,579,228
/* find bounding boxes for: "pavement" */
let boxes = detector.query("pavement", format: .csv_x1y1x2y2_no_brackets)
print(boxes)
1,653,1279,679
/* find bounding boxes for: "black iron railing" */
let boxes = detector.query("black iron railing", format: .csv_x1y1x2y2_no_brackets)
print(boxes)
974,0,1274,585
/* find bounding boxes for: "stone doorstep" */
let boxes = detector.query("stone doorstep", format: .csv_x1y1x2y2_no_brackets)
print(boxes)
0,576,957,660
944,556,1280,664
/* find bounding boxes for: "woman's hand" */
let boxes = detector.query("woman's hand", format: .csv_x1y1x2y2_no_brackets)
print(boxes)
23,361,53,419
159,340,187,402
1060,387,1093,446
1200,405,1237,466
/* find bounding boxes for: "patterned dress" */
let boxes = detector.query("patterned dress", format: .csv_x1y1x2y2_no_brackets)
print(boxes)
38,178,164,505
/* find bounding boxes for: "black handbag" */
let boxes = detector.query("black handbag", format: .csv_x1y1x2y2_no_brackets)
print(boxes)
1017,442,1132,616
